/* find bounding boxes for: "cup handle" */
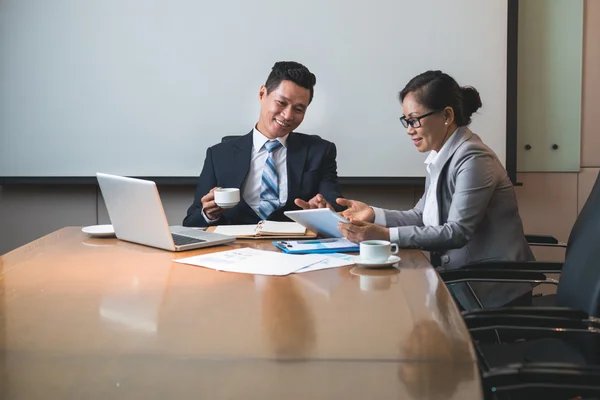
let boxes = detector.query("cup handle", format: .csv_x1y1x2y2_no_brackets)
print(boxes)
390,243,399,255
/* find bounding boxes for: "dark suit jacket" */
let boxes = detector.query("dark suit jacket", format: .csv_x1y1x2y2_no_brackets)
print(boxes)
183,130,343,227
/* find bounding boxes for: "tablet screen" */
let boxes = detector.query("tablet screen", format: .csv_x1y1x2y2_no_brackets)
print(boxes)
284,209,349,238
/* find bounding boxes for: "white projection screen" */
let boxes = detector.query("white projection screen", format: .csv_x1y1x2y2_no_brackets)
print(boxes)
0,0,510,180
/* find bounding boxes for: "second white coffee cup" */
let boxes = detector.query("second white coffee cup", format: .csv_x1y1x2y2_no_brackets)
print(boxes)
359,240,399,264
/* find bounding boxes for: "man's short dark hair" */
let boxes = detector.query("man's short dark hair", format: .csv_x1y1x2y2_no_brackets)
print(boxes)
265,61,316,103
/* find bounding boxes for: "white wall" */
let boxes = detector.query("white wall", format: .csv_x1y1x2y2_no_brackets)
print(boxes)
0,0,508,178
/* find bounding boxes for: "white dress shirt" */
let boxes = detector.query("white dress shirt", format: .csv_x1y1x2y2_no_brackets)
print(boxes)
203,127,288,223
421,151,443,226
373,129,459,242
242,128,289,215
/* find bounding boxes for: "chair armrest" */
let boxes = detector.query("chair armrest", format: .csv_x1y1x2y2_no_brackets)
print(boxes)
463,306,590,321
525,234,559,244
439,269,555,285
484,362,600,399
525,234,567,248
463,313,600,342
464,314,596,330
460,261,563,273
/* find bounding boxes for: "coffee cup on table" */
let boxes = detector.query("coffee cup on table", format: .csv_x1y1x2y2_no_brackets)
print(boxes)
359,240,399,264
214,188,240,209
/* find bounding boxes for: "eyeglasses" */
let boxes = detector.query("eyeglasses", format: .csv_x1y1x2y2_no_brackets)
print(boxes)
399,110,440,128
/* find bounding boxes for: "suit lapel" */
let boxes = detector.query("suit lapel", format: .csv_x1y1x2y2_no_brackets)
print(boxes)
230,130,254,188
436,127,473,223
445,126,472,160
285,133,307,207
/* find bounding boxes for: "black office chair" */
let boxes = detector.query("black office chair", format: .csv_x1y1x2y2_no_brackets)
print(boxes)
439,170,600,374
522,233,567,306
470,312,600,399
446,170,600,310
480,361,600,400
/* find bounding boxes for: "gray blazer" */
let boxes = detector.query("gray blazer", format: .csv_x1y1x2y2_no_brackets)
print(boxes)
382,127,534,308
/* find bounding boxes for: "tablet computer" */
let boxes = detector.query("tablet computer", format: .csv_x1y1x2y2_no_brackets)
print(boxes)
284,209,349,238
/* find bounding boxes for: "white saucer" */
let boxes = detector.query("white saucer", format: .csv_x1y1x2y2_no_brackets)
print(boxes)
352,255,401,268
82,224,116,238
216,202,239,209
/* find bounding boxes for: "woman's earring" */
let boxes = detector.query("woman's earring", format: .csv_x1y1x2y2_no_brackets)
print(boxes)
444,122,448,125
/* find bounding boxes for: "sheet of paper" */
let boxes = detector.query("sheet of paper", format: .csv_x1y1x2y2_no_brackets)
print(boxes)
213,225,258,236
294,253,355,273
175,248,327,276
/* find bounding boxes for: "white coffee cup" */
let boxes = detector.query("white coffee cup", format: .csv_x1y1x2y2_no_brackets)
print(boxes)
214,188,240,208
359,240,399,264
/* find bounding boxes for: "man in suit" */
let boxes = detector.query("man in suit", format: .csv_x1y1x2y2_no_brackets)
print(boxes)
183,61,342,227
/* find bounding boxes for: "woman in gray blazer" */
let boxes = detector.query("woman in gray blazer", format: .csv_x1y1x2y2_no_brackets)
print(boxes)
337,70,534,309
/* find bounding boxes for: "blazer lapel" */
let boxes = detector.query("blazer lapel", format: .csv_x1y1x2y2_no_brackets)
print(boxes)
230,130,254,188
436,127,474,223
436,127,473,178
285,133,307,207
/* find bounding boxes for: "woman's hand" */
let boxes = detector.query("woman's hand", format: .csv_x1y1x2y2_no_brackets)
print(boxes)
336,198,375,222
338,219,389,243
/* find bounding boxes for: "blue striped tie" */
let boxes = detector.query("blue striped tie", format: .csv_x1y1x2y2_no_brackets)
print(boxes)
258,140,283,220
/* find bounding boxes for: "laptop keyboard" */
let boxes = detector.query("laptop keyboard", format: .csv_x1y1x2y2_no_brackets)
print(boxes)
172,233,206,246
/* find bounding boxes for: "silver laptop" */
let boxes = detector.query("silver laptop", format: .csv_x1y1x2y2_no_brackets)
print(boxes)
96,173,235,251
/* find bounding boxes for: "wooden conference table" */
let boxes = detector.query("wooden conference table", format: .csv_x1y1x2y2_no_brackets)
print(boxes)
0,227,482,399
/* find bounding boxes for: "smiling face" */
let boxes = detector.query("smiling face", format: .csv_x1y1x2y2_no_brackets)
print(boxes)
256,80,310,139
401,92,454,153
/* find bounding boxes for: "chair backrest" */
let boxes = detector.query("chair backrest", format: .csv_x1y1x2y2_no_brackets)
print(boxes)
556,170,600,317
221,135,242,143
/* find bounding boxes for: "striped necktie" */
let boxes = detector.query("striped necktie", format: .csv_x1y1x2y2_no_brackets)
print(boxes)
258,140,283,220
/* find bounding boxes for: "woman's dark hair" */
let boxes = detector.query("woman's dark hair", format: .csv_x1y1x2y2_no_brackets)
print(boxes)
265,61,316,103
399,70,482,126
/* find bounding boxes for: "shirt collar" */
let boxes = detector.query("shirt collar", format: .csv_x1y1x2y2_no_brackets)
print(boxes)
253,126,289,151
424,128,459,168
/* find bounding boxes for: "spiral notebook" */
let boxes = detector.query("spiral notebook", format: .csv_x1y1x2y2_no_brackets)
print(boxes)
208,221,317,239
